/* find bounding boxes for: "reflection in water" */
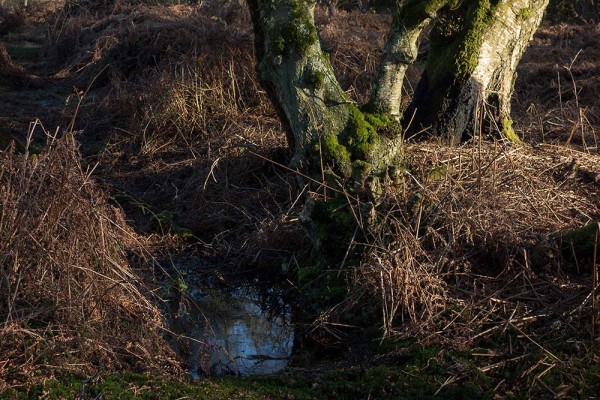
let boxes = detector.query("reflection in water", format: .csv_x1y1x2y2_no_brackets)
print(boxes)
176,286,294,377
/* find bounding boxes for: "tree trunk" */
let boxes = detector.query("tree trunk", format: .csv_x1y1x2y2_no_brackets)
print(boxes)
247,0,402,187
367,0,455,118
247,0,549,185
406,0,549,144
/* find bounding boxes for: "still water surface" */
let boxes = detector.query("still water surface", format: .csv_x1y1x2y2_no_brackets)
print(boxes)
174,285,294,377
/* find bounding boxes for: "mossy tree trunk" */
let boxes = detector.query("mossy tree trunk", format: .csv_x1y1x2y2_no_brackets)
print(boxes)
406,0,548,144
247,0,402,189
248,0,548,190
367,0,458,118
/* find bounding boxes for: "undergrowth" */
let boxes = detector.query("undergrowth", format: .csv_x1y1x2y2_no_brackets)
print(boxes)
0,126,181,389
0,0,599,397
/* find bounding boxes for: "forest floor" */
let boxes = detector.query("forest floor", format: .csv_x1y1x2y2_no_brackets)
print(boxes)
1,1,599,399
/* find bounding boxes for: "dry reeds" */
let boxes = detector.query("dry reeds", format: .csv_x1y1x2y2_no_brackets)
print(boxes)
350,139,600,343
0,125,180,390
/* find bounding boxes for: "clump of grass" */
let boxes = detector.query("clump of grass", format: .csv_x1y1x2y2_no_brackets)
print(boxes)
0,126,181,390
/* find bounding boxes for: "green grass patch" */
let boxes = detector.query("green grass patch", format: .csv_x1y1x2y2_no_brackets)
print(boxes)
9,364,494,400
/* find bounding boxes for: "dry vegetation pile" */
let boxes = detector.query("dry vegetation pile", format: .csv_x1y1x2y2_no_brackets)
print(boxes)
0,1,63,34
0,129,180,389
37,1,310,267
44,2,250,83
316,139,599,342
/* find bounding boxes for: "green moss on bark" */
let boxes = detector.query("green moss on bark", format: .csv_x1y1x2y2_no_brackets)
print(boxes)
316,106,400,180
269,1,318,56
425,0,501,88
455,0,497,81
304,66,325,89
344,105,380,160
517,7,532,20
502,117,522,144
351,159,373,183
320,133,352,177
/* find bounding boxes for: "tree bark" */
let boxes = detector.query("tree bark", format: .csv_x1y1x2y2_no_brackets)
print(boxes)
247,0,549,185
367,0,454,118
406,0,549,144
247,0,402,186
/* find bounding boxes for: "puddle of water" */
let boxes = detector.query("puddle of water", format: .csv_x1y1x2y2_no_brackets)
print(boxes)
4,42,41,65
171,285,294,377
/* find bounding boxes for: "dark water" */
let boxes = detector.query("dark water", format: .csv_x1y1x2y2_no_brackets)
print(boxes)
171,284,294,377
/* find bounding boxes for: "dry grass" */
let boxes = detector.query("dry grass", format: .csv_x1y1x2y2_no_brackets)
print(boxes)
319,138,599,343
37,1,307,267
0,126,181,390
514,22,600,152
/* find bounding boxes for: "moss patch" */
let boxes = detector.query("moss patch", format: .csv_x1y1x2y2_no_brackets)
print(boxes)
319,132,352,177
516,7,532,21
306,68,325,89
269,1,319,56
502,117,522,144
316,107,397,180
342,105,380,160
455,0,496,81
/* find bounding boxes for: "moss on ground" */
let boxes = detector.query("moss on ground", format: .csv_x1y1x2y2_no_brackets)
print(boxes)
10,337,598,400
5,354,492,400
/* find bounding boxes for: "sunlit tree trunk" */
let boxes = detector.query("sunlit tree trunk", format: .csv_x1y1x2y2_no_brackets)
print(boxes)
367,0,456,118
247,0,548,186
247,0,402,188
406,0,549,144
